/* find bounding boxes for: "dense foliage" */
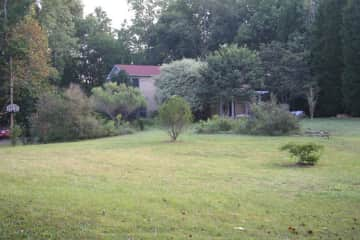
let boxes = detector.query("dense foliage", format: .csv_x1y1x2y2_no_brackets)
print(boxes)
244,102,300,136
159,96,192,141
91,82,146,122
281,142,324,165
155,59,205,111
342,0,360,116
30,85,104,143
195,116,245,134
0,0,359,142
196,102,300,136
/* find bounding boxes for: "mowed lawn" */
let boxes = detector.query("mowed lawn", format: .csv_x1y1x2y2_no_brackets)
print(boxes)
0,119,360,239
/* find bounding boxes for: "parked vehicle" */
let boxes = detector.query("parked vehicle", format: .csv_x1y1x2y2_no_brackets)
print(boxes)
291,111,306,118
0,128,10,139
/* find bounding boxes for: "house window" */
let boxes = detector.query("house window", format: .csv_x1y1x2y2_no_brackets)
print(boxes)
132,78,139,88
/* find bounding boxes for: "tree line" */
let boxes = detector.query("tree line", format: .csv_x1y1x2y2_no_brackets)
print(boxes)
0,0,359,131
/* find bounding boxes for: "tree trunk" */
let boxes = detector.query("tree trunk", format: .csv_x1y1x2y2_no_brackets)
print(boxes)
307,86,318,120
219,97,223,117
231,99,235,118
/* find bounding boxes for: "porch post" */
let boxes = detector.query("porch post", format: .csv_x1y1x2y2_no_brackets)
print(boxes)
231,99,235,118
219,97,223,117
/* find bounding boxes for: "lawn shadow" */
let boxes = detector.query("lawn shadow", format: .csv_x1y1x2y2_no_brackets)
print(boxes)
273,161,316,169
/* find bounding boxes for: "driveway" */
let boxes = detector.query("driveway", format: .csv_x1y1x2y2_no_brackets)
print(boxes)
0,139,10,146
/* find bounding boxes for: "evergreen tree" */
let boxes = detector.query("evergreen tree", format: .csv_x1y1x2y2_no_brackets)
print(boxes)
310,0,346,116
342,0,360,116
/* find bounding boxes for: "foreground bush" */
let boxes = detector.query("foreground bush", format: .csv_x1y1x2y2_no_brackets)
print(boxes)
10,125,22,146
30,85,103,143
243,102,300,136
281,143,324,165
31,84,135,143
91,82,146,123
196,102,299,136
159,96,192,141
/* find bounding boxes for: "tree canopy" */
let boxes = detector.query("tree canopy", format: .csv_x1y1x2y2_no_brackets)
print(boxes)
1,0,360,133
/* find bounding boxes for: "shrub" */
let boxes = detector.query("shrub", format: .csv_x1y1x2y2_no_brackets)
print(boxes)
195,116,246,134
102,120,135,136
159,96,192,141
243,102,300,136
31,85,114,143
10,125,22,146
281,143,324,165
91,82,146,121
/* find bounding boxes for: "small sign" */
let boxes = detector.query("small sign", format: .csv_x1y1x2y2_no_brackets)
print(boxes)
6,104,20,113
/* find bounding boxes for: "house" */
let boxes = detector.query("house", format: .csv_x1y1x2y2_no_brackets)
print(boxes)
209,91,269,118
107,64,161,115
107,64,269,118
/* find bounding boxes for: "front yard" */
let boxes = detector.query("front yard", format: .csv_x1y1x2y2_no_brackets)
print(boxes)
0,119,359,239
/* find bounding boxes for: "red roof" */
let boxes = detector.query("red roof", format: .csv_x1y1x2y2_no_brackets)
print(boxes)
116,64,161,76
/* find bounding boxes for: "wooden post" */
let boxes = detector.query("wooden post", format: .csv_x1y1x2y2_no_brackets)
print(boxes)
10,56,14,129
231,99,235,118
219,97,223,117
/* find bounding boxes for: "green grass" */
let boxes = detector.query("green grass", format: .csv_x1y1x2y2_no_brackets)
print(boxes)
301,118,360,136
0,119,360,239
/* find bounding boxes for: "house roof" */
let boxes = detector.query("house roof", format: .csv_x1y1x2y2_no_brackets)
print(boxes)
116,64,161,77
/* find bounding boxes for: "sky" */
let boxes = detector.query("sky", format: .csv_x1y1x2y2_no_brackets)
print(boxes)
82,0,133,29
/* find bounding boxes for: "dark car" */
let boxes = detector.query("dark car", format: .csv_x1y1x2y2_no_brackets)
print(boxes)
0,128,10,139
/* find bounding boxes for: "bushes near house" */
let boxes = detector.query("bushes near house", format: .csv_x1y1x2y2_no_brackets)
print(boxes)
91,82,146,122
195,116,245,134
30,84,136,143
196,102,300,136
243,102,300,136
31,86,102,143
281,143,324,166
10,125,23,146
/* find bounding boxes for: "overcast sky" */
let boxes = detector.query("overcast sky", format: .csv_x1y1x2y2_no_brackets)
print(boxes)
82,0,133,29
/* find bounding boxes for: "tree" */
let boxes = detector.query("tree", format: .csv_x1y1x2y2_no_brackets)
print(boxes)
38,0,82,81
5,15,55,131
0,0,33,125
155,59,206,111
310,0,346,116
159,96,192,141
260,40,310,104
91,82,146,124
342,0,360,116
306,85,319,119
31,84,103,143
203,44,263,115
147,0,201,64
75,8,132,92
9,16,55,92
236,0,280,49
127,0,169,54
276,0,307,43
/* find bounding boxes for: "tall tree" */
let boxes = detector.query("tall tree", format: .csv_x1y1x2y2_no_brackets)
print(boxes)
310,0,346,116
342,0,360,116
147,0,201,64
91,82,146,121
236,0,280,49
127,0,170,62
7,15,55,129
202,45,263,112
277,0,306,43
38,0,82,81
75,8,131,91
155,59,206,111
260,40,310,104
0,0,33,115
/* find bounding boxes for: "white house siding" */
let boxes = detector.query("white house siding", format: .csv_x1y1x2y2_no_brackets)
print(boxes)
139,77,158,114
